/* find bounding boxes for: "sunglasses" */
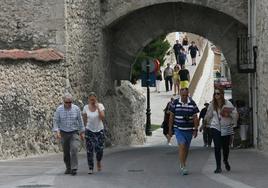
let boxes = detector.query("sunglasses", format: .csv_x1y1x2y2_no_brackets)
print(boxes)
64,101,72,104
214,92,221,95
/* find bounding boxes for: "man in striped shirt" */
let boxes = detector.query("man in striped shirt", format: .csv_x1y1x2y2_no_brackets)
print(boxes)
53,93,85,176
168,88,199,175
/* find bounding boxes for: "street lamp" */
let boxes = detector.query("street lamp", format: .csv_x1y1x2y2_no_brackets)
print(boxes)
145,59,152,136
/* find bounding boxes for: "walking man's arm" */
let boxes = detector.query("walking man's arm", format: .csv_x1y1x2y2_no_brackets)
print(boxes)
193,114,199,138
77,108,85,140
168,112,174,138
53,110,61,139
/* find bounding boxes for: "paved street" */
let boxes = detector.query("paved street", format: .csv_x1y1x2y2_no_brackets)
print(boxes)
1,144,268,188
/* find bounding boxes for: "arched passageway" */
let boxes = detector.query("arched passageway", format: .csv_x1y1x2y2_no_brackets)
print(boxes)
104,2,247,101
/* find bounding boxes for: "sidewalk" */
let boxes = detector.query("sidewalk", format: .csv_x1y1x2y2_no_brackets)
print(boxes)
137,43,206,126
202,148,268,188
140,42,211,147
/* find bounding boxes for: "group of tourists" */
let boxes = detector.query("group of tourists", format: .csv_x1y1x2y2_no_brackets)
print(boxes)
153,35,200,95
173,36,200,67
53,92,105,176
159,38,249,176
163,63,190,95
52,36,250,177
158,37,199,95
52,85,249,177
161,86,251,175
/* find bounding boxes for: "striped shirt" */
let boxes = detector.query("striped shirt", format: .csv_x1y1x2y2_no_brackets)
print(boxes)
53,104,85,133
170,97,199,130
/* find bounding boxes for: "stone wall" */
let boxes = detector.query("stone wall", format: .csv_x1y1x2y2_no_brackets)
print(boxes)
256,0,268,151
0,60,65,159
65,0,147,146
0,0,68,159
0,0,65,52
112,82,146,145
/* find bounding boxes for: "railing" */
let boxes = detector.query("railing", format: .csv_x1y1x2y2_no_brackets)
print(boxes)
188,42,209,95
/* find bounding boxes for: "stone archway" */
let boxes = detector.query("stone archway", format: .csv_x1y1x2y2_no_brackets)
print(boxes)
64,0,251,146
104,2,247,101
101,0,247,27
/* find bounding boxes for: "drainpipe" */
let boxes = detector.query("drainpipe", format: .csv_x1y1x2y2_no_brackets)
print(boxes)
248,0,258,147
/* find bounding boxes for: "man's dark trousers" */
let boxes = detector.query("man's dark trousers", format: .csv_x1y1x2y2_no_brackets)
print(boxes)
165,76,173,91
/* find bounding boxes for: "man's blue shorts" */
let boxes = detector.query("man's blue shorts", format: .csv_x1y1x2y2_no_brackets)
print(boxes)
174,128,193,148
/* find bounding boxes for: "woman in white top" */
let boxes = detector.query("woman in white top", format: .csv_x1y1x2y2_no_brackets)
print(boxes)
82,92,105,174
204,88,238,174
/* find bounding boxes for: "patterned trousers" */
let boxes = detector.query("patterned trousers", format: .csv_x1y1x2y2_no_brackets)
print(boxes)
85,129,105,170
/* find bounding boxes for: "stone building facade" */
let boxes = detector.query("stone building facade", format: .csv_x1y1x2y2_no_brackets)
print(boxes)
0,0,268,158
0,0,67,158
256,0,268,151
0,59,66,158
0,0,66,52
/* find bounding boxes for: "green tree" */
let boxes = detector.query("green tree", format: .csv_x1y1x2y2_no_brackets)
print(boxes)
131,35,171,84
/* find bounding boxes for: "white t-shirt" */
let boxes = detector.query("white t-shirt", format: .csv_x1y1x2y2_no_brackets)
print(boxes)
82,103,105,132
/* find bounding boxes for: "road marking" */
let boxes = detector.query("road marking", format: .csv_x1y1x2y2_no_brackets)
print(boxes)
202,153,255,188
0,165,54,169
0,167,61,188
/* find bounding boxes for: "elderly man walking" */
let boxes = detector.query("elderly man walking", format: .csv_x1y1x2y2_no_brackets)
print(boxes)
164,63,173,92
168,88,199,175
53,93,85,176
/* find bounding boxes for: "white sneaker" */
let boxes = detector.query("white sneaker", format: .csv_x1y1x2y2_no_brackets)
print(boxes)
180,167,188,175
88,169,93,174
